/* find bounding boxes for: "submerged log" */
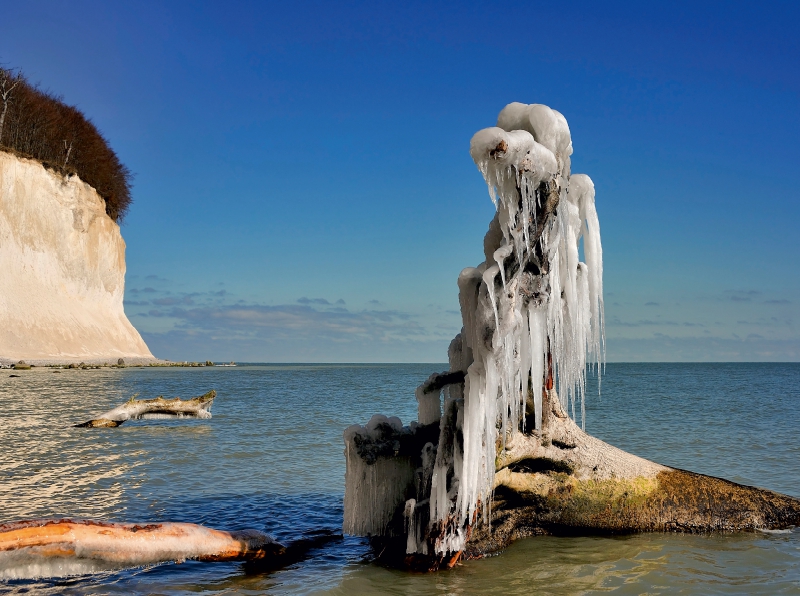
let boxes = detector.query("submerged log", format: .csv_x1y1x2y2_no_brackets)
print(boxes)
76,390,215,427
0,519,283,579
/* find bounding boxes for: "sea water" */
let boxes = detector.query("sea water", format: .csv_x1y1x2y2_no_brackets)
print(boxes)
0,363,798,594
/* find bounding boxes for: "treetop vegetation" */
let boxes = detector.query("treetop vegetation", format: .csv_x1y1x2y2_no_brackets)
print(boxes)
0,67,132,222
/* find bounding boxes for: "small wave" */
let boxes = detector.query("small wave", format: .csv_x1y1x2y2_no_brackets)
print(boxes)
757,527,794,534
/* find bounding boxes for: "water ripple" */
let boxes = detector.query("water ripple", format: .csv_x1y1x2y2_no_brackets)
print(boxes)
0,363,798,594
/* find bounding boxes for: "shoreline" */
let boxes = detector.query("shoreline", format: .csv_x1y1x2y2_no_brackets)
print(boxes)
0,357,232,369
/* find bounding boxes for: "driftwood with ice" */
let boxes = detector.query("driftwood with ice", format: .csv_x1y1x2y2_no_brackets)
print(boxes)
0,519,343,580
343,102,800,570
76,390,215,427
0,519,281,580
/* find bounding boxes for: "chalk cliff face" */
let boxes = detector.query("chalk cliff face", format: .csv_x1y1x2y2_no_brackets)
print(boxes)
0,151,153,362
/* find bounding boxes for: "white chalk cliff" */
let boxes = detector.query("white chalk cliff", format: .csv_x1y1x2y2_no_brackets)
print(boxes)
0,151,153,362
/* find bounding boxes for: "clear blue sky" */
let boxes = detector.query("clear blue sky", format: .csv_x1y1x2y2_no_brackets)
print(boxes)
2,1,798,362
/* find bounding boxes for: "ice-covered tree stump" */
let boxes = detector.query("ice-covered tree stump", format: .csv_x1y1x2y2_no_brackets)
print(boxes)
343,103,800,570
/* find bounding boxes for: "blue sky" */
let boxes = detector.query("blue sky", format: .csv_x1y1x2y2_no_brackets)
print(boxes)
2,1,798,362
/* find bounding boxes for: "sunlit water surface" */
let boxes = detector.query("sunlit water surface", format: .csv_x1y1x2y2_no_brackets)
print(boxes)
0,363,798,594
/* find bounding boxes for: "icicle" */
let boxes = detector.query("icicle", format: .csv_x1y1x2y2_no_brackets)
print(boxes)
528,303,546,430
519,306,531,431
572,174,604,370
493,244,513,289
482,264,501,330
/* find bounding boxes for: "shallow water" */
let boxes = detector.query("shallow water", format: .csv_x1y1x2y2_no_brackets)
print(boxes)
0,363,798,594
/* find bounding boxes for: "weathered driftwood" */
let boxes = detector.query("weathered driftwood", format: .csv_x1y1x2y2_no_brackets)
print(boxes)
0,519,282,579
76,390,215,427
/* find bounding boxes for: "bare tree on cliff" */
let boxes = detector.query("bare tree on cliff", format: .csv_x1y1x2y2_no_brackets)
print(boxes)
0,66,132,222
0,68,22,145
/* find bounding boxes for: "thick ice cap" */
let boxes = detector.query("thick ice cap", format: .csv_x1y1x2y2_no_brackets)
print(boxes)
519,141,558,186
551,109,573,157
470,127,535,167
495,102,530,132
569,173,595,209
527,104,572,157
496,103,572,158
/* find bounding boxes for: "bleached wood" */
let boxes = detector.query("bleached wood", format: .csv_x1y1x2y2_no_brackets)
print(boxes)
76,390,215,427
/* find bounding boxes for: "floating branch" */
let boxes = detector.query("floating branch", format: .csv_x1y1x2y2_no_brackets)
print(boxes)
0,519,282,580
76,390,216,427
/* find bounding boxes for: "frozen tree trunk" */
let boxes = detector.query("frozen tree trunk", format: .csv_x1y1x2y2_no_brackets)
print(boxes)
76,390,215,427
343,102,800,571
347,378,800,570
0,519,283,579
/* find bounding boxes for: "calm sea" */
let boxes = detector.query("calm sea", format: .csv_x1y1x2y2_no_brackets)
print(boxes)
0,363,798,594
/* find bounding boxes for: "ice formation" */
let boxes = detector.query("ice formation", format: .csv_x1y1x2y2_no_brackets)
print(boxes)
343,415,417,536
344,102,604,557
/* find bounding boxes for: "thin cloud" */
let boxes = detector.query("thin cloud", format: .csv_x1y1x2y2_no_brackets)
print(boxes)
609,318,680,327
148,303,431,343
610,319,704,329
297,297,330,305
136,300,459,362
152,296,195,306
725,289,761,302
607,335,800,362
